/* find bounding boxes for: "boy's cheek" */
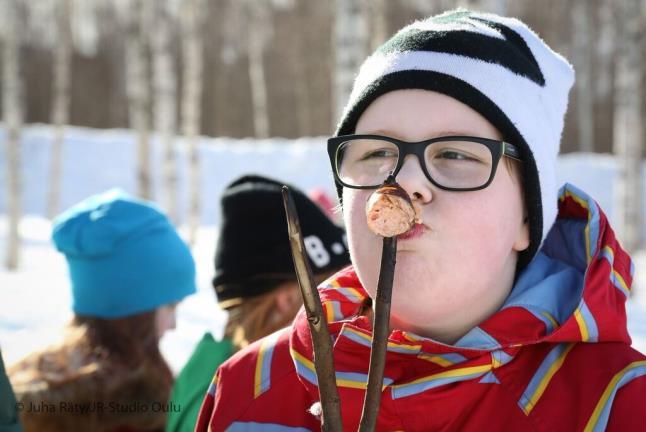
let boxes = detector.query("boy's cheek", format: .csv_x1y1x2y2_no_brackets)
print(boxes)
342,189,370,234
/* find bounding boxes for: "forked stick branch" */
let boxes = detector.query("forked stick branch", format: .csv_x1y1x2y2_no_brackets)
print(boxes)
359,174,410,431
282,186,343,432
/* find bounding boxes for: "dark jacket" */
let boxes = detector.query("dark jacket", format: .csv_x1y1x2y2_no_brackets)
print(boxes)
0,350,22,432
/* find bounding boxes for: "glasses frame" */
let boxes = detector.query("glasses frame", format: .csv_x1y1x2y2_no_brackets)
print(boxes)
327,134,522,191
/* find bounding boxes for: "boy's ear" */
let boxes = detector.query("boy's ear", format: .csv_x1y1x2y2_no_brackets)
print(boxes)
513,215,531,251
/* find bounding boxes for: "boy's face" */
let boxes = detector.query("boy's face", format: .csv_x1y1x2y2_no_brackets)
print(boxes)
343,89,529,344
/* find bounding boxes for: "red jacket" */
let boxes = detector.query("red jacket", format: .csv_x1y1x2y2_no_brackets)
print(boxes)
197,184,646,431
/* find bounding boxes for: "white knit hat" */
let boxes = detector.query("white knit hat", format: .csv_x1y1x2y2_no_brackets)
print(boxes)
334,9,575,267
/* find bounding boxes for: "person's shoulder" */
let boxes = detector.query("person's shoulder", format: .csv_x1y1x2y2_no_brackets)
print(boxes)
9,343,169,431
543,341,645,383
569,343,646,430
568,341,645,365
177,332,233,379
198,327,314,431
218,326,292,377
168,333,233,432
499,342,645,430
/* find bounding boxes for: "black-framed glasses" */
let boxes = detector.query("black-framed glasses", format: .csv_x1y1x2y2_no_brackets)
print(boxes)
327,134,522,191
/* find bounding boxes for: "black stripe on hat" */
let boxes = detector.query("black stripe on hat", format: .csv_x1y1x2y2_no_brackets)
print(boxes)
378,13,545,86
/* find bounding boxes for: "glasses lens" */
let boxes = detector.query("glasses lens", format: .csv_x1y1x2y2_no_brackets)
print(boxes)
336,138,399,187
425,140,494,189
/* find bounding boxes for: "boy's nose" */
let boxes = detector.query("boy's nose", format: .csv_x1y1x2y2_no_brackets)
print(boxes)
396,155,433,204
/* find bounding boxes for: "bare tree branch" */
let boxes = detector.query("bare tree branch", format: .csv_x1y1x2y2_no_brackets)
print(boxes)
282,186,343,432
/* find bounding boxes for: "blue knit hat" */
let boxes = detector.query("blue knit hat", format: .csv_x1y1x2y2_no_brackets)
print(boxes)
52,189,197,319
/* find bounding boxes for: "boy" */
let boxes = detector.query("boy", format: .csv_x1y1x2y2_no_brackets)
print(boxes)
197,10,645,431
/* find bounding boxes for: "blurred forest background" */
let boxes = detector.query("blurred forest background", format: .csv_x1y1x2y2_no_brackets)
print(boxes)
1,0,644,270
3,0,644,144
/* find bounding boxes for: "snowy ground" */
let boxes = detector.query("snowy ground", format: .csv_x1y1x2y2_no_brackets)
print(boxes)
0,125,645,373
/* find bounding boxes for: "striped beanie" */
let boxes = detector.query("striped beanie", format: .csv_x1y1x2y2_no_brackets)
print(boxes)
334,9,574,267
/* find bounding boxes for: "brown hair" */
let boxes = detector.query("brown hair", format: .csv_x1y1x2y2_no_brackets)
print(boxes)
73,312,170,375
9,311,172,432
223,272,335,351
224,285,300,351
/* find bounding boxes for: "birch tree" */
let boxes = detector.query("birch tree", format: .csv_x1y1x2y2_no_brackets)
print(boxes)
125,0,152,200
594,0,615,151
245,0,271,138
456,0,507,14
479,0,508,14
333,0,369,124
369,0,388,50
47,0,73,219
152,0,178,222
2,0,23,270
291,1,312,136
181,0,204,245
613,0,643,253
572,0,594,152
403,0,444,16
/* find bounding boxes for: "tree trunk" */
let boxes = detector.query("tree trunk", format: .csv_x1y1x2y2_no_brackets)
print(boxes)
481,0,508,14
246,0,271,139
181,0,204,245
402,0,438,15
2,0,23,270
594,0,615,154
369,0,388,50
455,0,507,13
152,0,178,222
125,0,152,200
613,0,643,253
572,0,594,152
333,0,369,125
47,0,72,219
292,2,312,137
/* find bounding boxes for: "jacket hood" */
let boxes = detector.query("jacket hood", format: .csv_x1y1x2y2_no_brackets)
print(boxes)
461,182,633,348
289,183,634,396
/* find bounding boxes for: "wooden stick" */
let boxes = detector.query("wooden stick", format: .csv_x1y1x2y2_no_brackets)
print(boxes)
282,186,343,432
358,235,397,432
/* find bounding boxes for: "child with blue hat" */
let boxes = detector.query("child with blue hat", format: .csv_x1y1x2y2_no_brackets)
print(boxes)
9,189,196,432
52,188,196,319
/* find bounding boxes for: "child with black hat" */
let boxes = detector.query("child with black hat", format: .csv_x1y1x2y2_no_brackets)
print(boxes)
197,10,645,431
166,175,350,432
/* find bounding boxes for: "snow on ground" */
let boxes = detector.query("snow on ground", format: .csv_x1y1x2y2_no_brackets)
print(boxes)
0,125,336,228
0,125,645,374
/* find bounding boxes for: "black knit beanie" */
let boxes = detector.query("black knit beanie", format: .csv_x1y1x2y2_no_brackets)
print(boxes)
213,175,350,309
332,9,574,270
